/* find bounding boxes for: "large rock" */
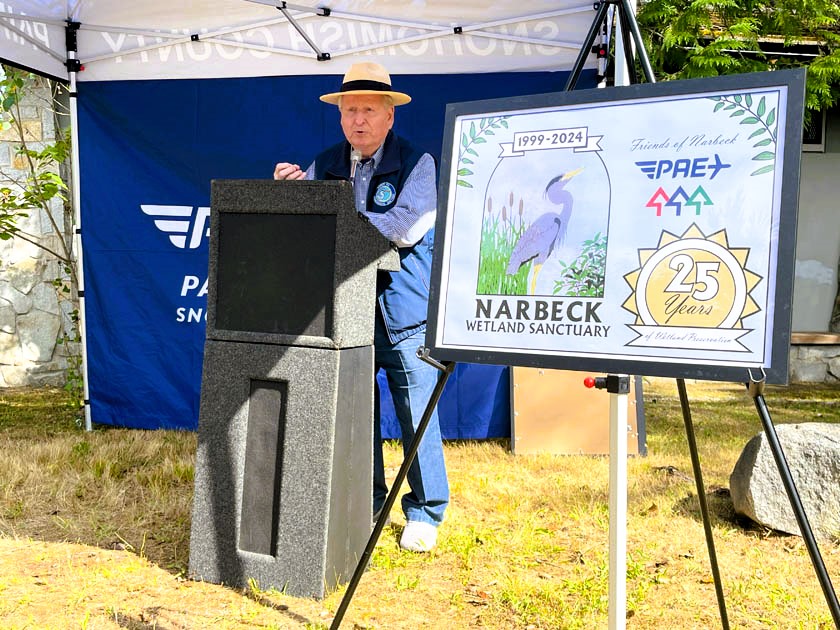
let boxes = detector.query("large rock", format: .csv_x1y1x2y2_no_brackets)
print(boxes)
730,423,840,541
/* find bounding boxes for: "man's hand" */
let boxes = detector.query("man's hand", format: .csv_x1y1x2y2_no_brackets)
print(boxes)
273,163,307,180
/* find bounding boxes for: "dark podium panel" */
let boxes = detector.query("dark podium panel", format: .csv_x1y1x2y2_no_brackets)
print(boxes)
205,179,398,349
189,180,398,598
214,212,337,337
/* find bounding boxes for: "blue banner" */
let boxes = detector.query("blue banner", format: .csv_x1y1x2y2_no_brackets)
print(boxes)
77,71,587,435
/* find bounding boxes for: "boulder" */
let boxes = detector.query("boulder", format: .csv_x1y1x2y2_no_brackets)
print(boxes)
730,423,840,541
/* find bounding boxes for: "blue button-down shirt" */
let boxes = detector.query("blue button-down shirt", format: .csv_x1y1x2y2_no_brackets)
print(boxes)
306,144,436,247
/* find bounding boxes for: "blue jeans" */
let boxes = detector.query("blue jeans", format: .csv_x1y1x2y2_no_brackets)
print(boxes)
373,322,449,526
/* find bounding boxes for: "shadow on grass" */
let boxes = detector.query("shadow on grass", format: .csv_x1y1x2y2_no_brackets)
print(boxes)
244,589,317,625
111,598,318,629
673,485,797,541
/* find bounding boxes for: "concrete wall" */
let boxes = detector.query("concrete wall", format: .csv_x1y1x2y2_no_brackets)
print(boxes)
0,76,73,387
789,344,840,383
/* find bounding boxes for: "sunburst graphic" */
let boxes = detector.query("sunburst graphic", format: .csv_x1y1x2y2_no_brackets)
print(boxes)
622,223,762,332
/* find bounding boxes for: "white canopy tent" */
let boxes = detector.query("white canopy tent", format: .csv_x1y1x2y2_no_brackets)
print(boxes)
0,1,596,81
0,1,600,433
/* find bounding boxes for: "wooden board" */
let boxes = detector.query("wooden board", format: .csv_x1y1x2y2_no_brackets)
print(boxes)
510,368,644,455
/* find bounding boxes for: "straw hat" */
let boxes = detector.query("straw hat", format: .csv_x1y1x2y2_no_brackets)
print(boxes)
319,62,411,106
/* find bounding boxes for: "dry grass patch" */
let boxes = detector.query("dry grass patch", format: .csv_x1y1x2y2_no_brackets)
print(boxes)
0,379,838,628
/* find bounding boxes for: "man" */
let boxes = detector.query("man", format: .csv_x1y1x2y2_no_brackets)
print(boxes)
273,62,448,552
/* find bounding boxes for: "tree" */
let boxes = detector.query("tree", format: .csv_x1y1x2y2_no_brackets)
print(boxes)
0,66,81,410
636,0,840,122
636,0,840,331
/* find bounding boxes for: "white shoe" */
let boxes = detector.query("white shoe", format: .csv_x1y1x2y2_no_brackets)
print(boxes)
399,521,438,552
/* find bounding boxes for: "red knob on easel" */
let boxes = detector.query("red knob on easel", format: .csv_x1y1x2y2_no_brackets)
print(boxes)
583,376,596,388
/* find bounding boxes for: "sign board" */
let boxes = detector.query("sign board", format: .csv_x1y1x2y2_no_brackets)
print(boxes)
427,69,806,384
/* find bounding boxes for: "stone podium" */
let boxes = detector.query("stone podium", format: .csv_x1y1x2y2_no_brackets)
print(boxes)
188,179,398,598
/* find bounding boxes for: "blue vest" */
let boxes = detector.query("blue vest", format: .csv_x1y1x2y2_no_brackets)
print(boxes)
313,131,435,344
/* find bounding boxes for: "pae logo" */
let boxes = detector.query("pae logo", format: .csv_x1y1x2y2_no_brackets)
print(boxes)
141,205,209,249
634,154,731,181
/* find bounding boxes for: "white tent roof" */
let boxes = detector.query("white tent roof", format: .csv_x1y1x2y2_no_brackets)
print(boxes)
0,0,596,82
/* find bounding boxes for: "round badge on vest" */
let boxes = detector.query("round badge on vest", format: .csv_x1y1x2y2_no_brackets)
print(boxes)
374,182,396,206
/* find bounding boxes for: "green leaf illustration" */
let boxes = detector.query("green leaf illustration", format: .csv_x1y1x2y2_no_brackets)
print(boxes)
710,93,776,176
457,115,510,186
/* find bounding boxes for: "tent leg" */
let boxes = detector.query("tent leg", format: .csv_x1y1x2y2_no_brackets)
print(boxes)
66,23,93,431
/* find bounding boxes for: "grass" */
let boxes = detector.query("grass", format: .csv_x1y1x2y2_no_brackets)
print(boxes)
0,379,838,628
477,192,529,295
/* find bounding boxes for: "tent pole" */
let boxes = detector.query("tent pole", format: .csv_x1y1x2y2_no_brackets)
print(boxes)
65,21,92,432
277,5,330,60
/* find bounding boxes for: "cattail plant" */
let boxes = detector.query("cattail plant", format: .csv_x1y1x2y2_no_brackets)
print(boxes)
477,192,529,295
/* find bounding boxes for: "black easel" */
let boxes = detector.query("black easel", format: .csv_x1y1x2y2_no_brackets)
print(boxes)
569,3,839,627
330,2,840,626
678,373,840,629
746,373,840,627
564,0,655,91
330,351,455,630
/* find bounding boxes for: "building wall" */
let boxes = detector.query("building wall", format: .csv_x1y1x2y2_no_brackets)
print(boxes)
789,344,840,383
0,77,72,387
793,108,840,332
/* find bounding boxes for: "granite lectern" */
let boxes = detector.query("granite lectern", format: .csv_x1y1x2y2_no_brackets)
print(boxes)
188,179,398,598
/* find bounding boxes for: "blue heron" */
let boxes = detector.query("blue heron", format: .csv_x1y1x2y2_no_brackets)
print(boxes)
506,167,584,294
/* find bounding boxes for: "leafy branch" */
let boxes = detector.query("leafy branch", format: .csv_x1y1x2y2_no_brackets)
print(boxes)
552,232,607,298
457,116,508,188
708,93,776,176
637,0,840,129
0,66,82,414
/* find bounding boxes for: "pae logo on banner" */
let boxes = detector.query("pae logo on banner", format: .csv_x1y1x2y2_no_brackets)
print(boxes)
141,204,210,249
141,204,209,324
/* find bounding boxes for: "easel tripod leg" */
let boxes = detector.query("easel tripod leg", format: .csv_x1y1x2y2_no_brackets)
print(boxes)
329,357,455,630
750,390,840,628
564,0,611,91
676,378,730,629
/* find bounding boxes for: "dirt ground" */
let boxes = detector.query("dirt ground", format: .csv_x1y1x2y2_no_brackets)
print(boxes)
0,537,340,629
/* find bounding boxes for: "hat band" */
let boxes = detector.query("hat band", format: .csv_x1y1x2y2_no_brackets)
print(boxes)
340,79,392,93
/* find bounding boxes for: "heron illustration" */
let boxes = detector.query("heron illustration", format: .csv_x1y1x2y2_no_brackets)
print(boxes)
506,167,584,294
